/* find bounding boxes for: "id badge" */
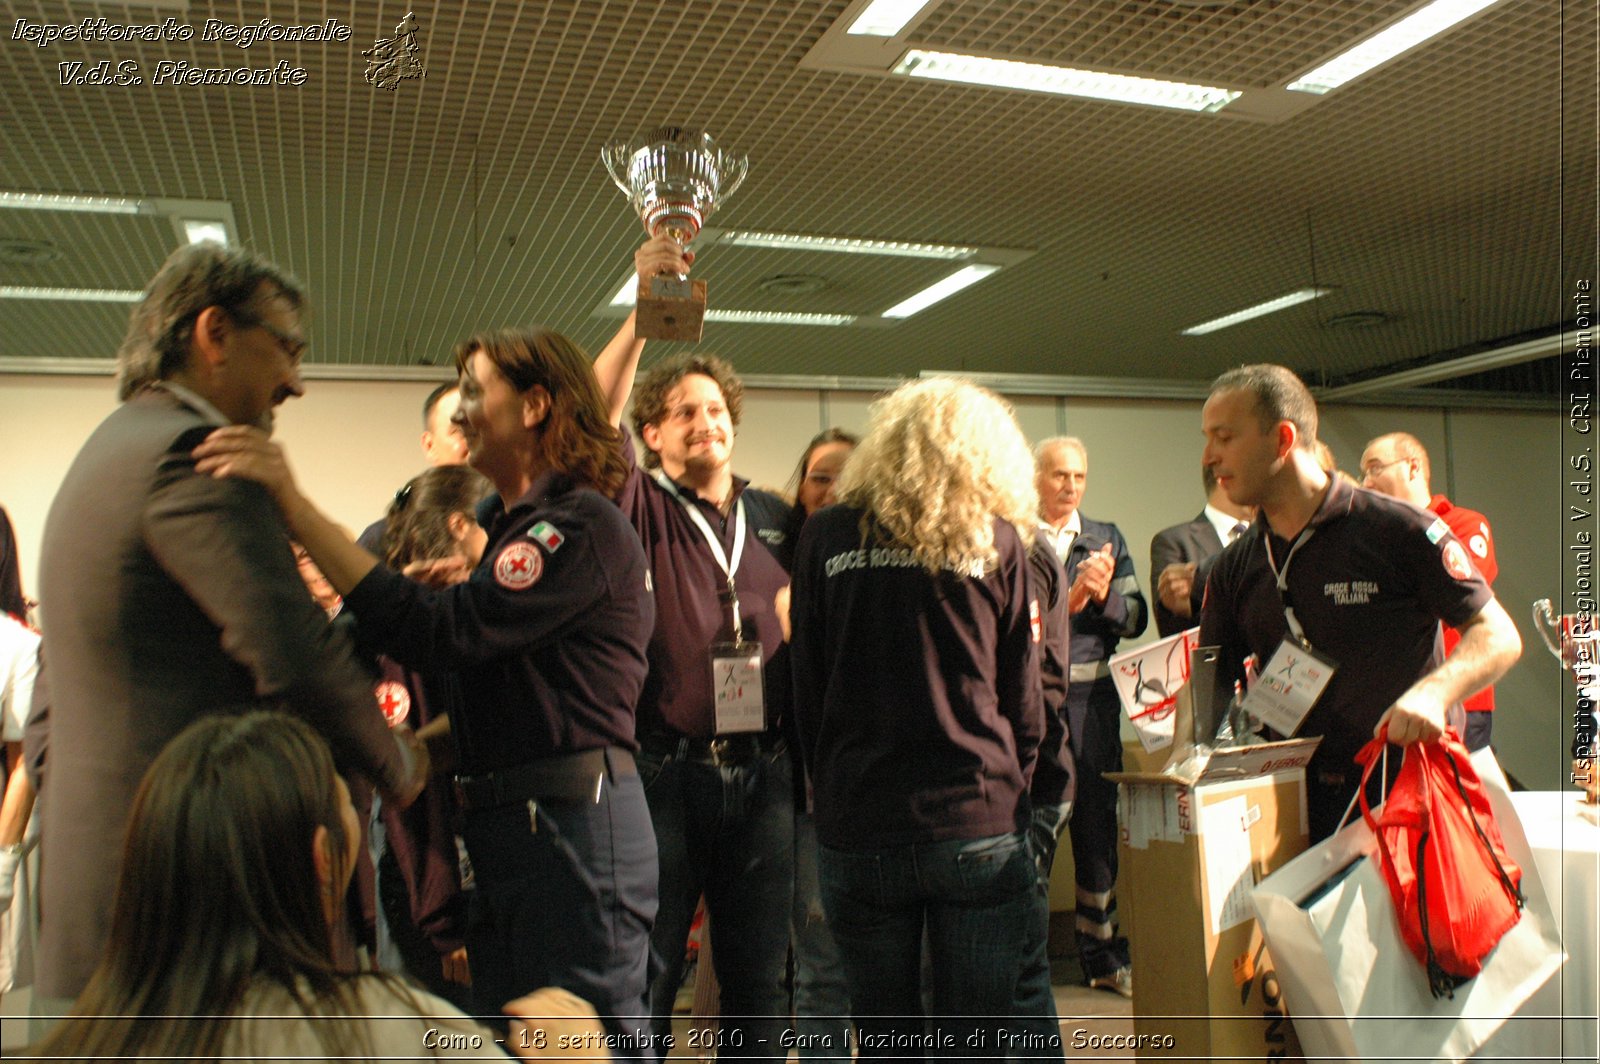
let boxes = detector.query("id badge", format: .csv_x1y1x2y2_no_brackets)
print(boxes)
1239,639,1337,737
710,641,766,734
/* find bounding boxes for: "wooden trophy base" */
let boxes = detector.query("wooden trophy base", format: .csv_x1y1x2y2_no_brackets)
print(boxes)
637,275,707,342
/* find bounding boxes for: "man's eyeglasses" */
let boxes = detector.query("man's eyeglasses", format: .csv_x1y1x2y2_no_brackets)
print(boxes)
234,313,307,362
1360,457,1409,480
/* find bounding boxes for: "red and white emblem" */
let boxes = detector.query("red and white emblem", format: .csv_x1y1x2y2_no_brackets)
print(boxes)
1442,540,1474,581
1469,533,1489,559
494,540,544,590
375,680,411,728
1029,598,1042,643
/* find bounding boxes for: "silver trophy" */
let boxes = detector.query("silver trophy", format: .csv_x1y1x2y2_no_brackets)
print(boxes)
603,127,747,341
1533,599,1599,694
1533,599,1599,801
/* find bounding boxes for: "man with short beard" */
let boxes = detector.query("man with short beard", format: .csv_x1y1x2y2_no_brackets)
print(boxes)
34,242,426,1009
594,236,795,1058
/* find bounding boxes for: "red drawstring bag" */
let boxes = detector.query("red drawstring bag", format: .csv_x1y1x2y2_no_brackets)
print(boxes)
1354,726,1525,998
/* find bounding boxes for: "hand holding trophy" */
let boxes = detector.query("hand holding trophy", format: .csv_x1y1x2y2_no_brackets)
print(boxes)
603,127,747,342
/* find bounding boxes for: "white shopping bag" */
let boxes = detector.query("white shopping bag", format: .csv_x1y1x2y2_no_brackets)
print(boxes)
1250,749,1566,1063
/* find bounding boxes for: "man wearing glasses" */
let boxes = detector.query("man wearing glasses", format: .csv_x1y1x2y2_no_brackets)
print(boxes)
33,242,427,1012
1359,431,1500,750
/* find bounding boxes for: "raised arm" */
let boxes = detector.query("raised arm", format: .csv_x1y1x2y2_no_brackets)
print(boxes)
150,442,424,805
593,236,695,427
192,426,379,595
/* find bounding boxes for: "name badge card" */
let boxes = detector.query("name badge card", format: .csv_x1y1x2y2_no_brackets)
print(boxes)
1239,639,1337,737
710,642,765,734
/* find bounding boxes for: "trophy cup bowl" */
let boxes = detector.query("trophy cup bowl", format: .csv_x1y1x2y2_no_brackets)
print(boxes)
1533,598,1598,676
602,127,748,342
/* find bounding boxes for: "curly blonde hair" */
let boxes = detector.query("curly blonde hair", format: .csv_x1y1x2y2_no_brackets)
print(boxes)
837,378,1037,573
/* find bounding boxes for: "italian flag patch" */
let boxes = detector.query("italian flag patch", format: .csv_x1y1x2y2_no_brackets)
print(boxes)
529,521,564,552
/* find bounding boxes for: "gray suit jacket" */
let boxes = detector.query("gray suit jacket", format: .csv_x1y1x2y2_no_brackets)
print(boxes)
35,387,407,998
1149,513,1225,637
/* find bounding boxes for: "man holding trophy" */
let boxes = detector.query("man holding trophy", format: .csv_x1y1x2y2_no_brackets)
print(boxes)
596,129,798,1058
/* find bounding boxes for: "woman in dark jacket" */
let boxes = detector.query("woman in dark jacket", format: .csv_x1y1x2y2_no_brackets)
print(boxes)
788,378,1045,1057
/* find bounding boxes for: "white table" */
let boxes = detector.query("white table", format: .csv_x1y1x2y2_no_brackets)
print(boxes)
1505,791,1598,1062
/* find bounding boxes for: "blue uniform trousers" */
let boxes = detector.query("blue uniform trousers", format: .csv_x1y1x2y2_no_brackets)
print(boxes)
462,773,660,1061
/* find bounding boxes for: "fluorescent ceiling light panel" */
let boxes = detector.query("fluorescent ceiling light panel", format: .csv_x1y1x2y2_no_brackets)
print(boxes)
893,50,1241,112
182,219,230,246
881,263,1000,319
720,230,975,260
848,0,936,37
705,310,856,326
609,278,852,324
1180,287,1334,335
0,286,144,302
1287,0,1502,94
0,191,142,213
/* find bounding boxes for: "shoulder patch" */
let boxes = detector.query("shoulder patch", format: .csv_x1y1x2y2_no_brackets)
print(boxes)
494,541,545,590
374,680,411,728
1029,598,1042,643
1442,540,1474,581
528,520,564,553
1425,518,1451,544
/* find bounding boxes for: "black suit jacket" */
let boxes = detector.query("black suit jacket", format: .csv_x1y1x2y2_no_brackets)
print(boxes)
1149,513,1225,637
35,387,407,998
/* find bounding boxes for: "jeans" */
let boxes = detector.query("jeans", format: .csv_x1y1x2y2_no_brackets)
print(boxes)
819,831,1037,1061
792,811,853,1062
462,773,659,1061
1010,802,1070,1060
640,745,795,1060
1464,709,1492,752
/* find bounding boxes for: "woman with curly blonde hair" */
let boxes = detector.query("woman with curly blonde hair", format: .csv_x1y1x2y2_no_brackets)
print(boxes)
788,377,1046,1055
834,377,1037,573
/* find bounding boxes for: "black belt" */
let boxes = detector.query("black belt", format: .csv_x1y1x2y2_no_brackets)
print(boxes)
642,729,785,768
456,747,636,810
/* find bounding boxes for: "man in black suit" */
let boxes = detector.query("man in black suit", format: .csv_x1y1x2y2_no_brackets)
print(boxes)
1149,466,1255,637
34,242,427,1006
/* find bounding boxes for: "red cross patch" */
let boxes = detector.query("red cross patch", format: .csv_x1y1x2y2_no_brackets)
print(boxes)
494,540,545,590
1442,540,1474,581
374,680,411,728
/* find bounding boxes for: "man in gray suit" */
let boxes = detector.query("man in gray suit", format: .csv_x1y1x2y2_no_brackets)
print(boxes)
34,242,427,1004
1149,466,1255,637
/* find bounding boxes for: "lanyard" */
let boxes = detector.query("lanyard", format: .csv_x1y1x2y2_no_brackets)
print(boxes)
1263,526,1316,649
654,471,747,641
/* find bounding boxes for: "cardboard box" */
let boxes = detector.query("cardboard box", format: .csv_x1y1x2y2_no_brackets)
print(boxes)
1109,741,1317,1062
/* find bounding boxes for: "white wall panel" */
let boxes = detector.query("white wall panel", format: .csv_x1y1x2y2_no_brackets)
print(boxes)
0,373,1568,787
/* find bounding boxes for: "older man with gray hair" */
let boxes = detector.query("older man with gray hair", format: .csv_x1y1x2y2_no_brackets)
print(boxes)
1034,436,1147,998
